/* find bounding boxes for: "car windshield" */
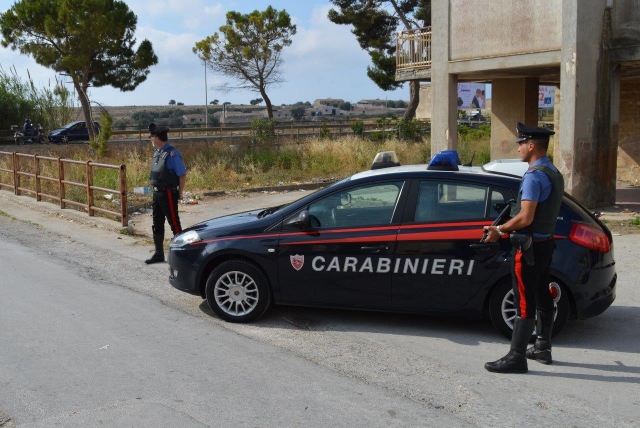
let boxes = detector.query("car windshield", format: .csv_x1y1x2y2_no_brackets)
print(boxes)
62,122,81,129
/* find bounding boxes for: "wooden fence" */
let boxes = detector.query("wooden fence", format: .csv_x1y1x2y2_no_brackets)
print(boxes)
0,150,128,226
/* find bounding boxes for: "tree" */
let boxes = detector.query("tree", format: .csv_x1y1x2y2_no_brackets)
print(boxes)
193,6,296,119
340,101,352,111
250,98,264,105
210,99,219,105
177,102,184,106
290,106,305,121
169,99,176,105
328,0,430,120
0,0,158,140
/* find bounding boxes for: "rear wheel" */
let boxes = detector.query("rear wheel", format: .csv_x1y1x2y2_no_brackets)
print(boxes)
489,278,570,340
205,260,271,323
61,135,69,144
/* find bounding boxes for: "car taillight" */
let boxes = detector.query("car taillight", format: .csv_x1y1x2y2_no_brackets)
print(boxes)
569,222,610,252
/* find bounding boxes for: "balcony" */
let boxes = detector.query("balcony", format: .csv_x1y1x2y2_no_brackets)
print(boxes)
396,27,432,82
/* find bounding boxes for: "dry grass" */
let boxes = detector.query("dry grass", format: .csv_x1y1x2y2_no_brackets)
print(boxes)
1,131,491,195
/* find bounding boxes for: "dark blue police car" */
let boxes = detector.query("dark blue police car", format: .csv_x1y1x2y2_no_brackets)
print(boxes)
168,151,616,338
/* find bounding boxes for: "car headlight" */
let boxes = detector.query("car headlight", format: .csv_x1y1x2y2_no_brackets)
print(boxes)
170,230,202,247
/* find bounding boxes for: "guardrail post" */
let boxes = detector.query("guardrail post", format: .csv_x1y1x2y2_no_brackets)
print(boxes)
14,153,21,196
59,158,65,209
12,152,18,195
120,164,128,227
35,156,41,201
86,161,94,216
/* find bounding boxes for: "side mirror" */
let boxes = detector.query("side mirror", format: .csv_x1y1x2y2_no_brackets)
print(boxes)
283,209,310,229
340,193,351,206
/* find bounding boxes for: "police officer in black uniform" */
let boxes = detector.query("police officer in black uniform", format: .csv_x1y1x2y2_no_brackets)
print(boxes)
483,122,564,374
145,123,187,264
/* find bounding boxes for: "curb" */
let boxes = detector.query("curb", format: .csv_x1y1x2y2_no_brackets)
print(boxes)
202,180,336,197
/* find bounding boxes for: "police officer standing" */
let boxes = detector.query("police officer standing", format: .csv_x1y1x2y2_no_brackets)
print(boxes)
145,123,187,264
483,122,564,374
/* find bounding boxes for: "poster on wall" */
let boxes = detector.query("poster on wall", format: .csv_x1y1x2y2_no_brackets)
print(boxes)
457,83,486,109
539,86,555,108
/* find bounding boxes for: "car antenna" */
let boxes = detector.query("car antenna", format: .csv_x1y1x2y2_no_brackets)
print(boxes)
463,152,475,167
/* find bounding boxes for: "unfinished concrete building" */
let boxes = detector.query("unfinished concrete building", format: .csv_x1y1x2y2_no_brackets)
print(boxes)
396,0,640,207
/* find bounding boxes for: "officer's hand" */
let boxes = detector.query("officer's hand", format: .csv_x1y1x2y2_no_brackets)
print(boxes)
482,226,500,243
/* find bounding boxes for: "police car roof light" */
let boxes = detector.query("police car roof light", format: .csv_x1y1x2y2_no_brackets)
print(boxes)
371,151,400,170
427,150,461,171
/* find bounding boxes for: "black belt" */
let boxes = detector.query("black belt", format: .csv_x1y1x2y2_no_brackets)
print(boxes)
153,186,177,192
533,236,553,243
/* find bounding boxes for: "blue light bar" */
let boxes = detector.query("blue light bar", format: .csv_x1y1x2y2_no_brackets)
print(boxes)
427,150,461,171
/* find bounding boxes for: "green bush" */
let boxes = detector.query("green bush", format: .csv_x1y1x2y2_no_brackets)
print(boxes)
250,118,275,144
90,110,112,156
351,120,364,136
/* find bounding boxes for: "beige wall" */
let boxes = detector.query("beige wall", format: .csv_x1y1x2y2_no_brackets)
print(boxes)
450,0,562,61
416,85,432,120
618,77,640,183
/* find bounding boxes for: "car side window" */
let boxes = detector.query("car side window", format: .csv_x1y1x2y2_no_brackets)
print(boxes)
415,180,489,222
488,188,512,218
308,181,404,228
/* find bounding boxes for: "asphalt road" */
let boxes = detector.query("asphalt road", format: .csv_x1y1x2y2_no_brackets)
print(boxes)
1,190,639,427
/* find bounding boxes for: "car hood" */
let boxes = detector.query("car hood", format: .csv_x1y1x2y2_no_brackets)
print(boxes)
48,128,65,135
185,207,283,238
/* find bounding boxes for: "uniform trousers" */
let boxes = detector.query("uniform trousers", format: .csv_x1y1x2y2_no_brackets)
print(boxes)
511,238,555,319
151,188,182,236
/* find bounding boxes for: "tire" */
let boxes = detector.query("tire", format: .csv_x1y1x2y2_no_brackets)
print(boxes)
61,135,69,144
205,260,271,323
488,278,570,340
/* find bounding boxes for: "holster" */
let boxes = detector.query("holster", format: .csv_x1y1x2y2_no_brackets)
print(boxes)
510,232,534,266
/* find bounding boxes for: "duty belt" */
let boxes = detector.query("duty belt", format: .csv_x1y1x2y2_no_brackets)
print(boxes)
153,186,176,192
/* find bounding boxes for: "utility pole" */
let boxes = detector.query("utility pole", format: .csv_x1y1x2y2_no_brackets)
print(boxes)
204,61,208,128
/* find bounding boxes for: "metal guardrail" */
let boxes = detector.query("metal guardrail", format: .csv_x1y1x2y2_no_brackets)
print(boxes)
396,27,432,73
0,121,389,145
0,151,128,226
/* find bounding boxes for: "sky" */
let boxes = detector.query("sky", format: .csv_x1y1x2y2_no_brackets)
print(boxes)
0,0,411,107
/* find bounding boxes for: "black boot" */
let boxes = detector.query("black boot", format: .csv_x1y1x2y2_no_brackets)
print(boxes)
145,234,165,264
526,310,554,364
485,317,535,373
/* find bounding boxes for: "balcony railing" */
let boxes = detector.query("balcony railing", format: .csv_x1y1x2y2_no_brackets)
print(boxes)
396,27,432,77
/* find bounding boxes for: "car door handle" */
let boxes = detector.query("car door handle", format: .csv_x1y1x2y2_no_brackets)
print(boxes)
469,243,500,251
361,245,388,252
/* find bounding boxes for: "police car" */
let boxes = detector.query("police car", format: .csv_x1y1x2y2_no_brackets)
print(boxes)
168,151,616,338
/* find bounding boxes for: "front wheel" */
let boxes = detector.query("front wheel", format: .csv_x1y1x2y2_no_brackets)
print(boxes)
205,260,271,323
488,278,570,340
61,135,69,144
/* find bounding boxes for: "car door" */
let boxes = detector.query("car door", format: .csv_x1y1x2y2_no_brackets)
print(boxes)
392,179,512,310
277,180,408,308
67,122,85,141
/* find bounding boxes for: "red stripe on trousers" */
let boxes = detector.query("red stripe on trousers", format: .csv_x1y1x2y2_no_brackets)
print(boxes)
514,250,527,318
166,189,181,234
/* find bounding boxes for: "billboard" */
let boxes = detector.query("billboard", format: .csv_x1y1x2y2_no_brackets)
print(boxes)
539,86,555,108
457,83,486,109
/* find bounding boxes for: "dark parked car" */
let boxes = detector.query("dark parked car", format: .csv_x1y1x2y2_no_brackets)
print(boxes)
167,151,616,339
458,111,489,127
48,121,101,144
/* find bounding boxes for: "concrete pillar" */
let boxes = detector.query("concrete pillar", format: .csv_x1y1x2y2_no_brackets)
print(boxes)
557,0,615,208
430,0,458,154
490,78,540,159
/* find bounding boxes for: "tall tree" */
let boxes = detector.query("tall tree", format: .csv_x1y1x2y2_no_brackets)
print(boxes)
193,6,296,119
0,0,158,140
328,0,430,120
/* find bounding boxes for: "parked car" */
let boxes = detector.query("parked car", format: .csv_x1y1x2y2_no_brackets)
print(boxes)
458,110,489,127
167,150,616,339
48,121,101,144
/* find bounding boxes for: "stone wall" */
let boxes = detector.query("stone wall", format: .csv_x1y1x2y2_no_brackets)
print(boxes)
618,76,640,184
